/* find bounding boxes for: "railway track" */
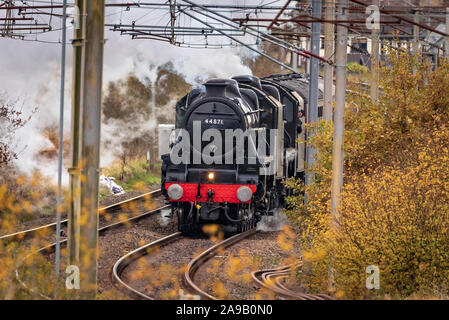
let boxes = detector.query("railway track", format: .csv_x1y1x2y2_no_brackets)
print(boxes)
184,228,258,300
8,188,332,300
112,232,182,300
112,229,257,300
184,229,332,300
13,190,167,299
0,190,162,244
252,264,333,300
113,227,331,300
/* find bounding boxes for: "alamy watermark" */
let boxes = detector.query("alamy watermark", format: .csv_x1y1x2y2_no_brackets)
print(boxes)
366,5,380,30
66,265,80,290
169,121,280,175
366,265,380,290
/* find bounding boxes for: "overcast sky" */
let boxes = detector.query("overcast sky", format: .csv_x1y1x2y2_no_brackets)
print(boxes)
1,0,283,181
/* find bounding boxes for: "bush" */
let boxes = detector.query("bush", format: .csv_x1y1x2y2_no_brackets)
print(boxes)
0,98,35,166
286,51,449,299
102,157,160,195
347,62,369,75
336,132,449,298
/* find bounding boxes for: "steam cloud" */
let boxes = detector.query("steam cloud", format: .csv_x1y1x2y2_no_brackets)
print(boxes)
257,208,289,232
0,0,261,184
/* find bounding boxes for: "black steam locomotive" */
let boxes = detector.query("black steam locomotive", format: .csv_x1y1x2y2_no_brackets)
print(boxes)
161,73,323,234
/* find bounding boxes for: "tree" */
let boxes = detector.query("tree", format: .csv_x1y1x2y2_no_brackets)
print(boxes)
0,99,34,166
102,75,153,122
244,41,286,77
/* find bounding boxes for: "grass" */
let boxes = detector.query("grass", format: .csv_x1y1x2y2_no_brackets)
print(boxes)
102,157,161,197
296,65,307,74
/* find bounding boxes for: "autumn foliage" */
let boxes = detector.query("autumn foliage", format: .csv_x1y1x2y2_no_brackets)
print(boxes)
286,51,449,299
0,99,34,166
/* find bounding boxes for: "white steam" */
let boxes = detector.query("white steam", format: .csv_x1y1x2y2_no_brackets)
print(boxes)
0,0,271,183
257,208,289,232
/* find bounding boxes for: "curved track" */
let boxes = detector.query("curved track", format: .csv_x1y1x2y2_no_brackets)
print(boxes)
184,229,258,300
112,232,182,300
184,228,333,300
112,227,332,301
252,264,333,300
112,229,257,300
14,192,167,300
9,188,333,301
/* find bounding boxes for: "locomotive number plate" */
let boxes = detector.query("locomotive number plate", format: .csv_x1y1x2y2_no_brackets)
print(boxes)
204,118,224,125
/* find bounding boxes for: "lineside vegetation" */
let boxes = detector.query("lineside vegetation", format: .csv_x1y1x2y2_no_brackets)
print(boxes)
285,51,449,299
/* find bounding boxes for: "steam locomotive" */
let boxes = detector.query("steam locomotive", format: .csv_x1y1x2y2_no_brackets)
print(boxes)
161,73,323,235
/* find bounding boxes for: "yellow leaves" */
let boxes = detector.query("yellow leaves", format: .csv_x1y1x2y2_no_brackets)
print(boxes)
335,290,346,299
124,201,137,215
253,287,276,300
205,258,220,275
133,181,147,192
162,288,180,300
302,247,328,264
29,172,41,187
225,250,257,284
333,135,449,298
0,183,7,205
15,175,26,186
202,224,224,242
143,197,158,211
277,225,295,253
21,200,33,214
118,213,130,225
212,281,230,300
202,224,219,235
227,256,240,272
286,54,449,299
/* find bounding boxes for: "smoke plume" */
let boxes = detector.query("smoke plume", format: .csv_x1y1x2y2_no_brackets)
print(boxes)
0,1,258,183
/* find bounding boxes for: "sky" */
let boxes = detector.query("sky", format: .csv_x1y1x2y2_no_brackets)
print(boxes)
0,0,285,182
